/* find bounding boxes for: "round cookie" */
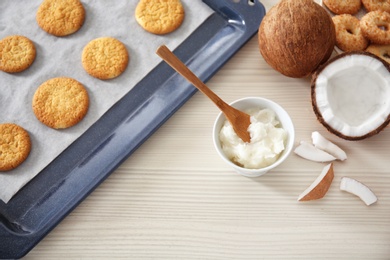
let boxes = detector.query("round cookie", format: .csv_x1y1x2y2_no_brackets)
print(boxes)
362,0,390,13
82,37,129,80
0,35,36,73
36,0,85,36
332,14,369,51
135,0,185,35
323,0,361,15
366,44,390,63
0,123,31,171
360,10,390,45
32,77,89,129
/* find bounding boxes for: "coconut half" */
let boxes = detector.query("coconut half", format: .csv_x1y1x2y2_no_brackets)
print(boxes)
311,52,390,140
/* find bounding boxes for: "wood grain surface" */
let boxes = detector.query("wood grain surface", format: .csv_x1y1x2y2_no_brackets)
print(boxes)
25,1,390,259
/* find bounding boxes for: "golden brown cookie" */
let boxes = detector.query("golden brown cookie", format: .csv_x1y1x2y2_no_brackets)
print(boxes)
82,37,129,80
323,0,361,15
333,14,369,51
36,0,85,36
0,35,36,73
32,77,89,129
0,123,31,171
362,0,390,13
135,0,185,35
366,44,390,63
360,10,390,45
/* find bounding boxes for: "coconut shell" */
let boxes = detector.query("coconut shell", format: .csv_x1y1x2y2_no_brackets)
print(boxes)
298,163,334,201
311,51,390,141
258,0,336,78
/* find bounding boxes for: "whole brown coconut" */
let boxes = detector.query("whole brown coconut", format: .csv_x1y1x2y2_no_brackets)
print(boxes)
258,0,336,78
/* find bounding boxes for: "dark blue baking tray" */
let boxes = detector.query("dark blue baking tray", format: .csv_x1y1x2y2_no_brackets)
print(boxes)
0,0,265,258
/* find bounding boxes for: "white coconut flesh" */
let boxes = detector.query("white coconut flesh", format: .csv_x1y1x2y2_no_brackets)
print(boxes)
313,53,390,139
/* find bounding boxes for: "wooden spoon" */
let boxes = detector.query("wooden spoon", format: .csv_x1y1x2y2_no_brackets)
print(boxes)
156,45,251,143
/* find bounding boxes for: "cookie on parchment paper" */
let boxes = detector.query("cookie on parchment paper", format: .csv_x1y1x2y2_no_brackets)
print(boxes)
0,123,32,171
36,0,85,36
82,37,129,80
135,0,185,35
32,77,89,129
0,35,36,73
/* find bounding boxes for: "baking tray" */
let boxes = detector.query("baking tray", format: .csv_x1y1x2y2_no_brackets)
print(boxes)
0,0,265,258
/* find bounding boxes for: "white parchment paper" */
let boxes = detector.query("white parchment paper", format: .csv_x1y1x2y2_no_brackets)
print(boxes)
0,0,213,203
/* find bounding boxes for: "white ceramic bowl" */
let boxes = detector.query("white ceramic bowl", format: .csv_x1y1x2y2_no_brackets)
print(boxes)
213,97,295,177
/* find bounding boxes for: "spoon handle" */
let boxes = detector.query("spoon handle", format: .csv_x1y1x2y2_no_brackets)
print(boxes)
156,45,228,111
156,45,251,143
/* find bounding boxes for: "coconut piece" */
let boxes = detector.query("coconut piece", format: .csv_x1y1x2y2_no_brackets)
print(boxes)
311,51,390,141
340,177,378,206
258,0,336,78
311,131,347,161
298,163,334,201
294,141,336,162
